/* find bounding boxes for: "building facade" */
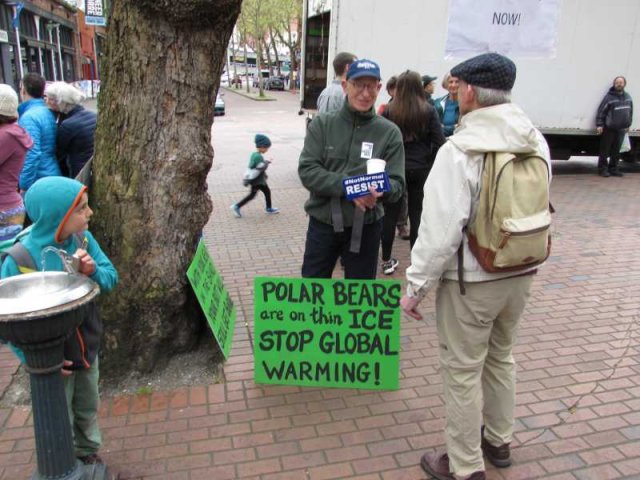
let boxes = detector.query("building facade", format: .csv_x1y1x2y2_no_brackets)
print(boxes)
0,0,81,89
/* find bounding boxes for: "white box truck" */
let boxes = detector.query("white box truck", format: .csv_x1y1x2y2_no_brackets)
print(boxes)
300,0,639,160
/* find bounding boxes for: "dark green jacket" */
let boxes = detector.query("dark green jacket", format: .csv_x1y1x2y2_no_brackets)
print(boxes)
298,101,405,228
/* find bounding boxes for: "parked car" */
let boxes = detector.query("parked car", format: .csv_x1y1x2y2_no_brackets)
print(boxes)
214,93,225,116
265,77,285,91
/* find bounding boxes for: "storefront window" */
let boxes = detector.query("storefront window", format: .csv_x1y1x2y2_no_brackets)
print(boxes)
41,48,53,80
8,44,16,86
63,53,74,81
27,46,39,73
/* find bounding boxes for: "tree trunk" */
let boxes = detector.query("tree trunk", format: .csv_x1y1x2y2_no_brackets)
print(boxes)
269,30,280,77
276,30,298,91
230,35,239,88
91,0,242,378
242,41,250,93
293,13,302,74
256,40,265,96
263,37,273,77
224,48,231,85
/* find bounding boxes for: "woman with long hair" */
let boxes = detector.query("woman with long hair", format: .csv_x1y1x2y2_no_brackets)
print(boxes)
380,70,445,273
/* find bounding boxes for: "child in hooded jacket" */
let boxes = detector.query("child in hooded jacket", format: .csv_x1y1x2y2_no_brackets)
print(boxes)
231,134,280,217
1,176,118,465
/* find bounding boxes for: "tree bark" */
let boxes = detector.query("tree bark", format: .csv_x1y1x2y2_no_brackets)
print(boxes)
256,40,265,96
268,30,280,77
230,35,240,89
242,41,251,93
263,37,273,77
91,0,242,377
276,28,299,90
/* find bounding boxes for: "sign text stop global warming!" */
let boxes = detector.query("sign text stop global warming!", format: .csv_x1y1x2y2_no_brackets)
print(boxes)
254,277,401,390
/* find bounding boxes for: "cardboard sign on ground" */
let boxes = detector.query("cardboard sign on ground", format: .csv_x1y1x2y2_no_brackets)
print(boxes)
187,240,236,359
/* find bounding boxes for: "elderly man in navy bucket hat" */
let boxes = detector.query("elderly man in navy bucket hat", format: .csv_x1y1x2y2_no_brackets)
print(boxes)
298,59,405,279
400,52,552,480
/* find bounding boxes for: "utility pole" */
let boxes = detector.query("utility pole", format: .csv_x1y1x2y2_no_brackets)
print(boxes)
55,24,64,81
11,3,24,80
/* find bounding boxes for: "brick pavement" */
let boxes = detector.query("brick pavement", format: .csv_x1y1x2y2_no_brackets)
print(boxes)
1,112,640,478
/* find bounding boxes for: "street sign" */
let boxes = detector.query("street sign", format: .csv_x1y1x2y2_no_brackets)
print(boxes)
85,16,106,26
0,30,8,43
85,0,106,26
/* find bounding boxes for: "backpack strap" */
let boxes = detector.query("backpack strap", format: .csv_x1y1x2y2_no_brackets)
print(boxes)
1,234,87,275
457,243,466,296
456,151,492,297
2,243,37,274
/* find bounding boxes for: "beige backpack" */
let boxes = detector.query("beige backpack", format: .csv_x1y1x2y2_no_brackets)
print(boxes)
459,151,551,292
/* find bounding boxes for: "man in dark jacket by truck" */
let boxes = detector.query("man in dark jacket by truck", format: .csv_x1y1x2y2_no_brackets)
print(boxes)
298,59,405,279
596,76,633,177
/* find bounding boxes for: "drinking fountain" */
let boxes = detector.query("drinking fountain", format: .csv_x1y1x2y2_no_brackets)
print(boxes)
0,271,115,479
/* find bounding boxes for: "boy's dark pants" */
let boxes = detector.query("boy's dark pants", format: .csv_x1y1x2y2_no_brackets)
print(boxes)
238,184,272,209
301,217,382,279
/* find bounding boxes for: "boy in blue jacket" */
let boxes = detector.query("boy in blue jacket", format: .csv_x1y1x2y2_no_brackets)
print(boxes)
18,73,61,191
1,176,118,465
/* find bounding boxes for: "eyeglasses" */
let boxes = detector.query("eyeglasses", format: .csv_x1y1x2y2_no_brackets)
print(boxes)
348,81,379,94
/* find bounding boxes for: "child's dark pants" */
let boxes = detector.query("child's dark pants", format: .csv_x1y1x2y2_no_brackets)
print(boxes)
237,184,272,209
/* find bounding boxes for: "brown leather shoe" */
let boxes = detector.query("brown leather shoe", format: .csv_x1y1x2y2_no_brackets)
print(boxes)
481,436,511,468
420,451,486,480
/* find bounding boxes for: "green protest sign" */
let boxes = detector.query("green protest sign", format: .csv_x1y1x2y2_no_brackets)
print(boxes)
254,277,401,390
187,240,236,359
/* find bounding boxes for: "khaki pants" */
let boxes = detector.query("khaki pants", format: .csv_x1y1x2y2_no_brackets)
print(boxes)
436,276,533,477
63,357,102,457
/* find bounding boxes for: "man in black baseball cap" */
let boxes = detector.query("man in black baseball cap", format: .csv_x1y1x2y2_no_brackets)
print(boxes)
402,51,551,480
421,74,437,105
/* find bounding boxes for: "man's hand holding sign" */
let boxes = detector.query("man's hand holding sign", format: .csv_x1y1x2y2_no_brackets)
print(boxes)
344,158,389,211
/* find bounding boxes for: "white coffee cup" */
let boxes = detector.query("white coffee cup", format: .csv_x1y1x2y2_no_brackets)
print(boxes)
367,158,386,174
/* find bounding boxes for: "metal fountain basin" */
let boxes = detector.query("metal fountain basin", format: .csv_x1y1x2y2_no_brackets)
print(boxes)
0,271,98,316
0,272,100,346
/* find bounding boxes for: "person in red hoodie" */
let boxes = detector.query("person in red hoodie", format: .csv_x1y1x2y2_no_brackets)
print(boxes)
0,84,32,241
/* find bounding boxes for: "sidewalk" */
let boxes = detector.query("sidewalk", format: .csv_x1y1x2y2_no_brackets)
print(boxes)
2,164,640,479
221,86,299,102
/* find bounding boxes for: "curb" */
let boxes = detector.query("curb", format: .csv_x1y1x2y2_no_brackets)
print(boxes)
221,86,277,101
